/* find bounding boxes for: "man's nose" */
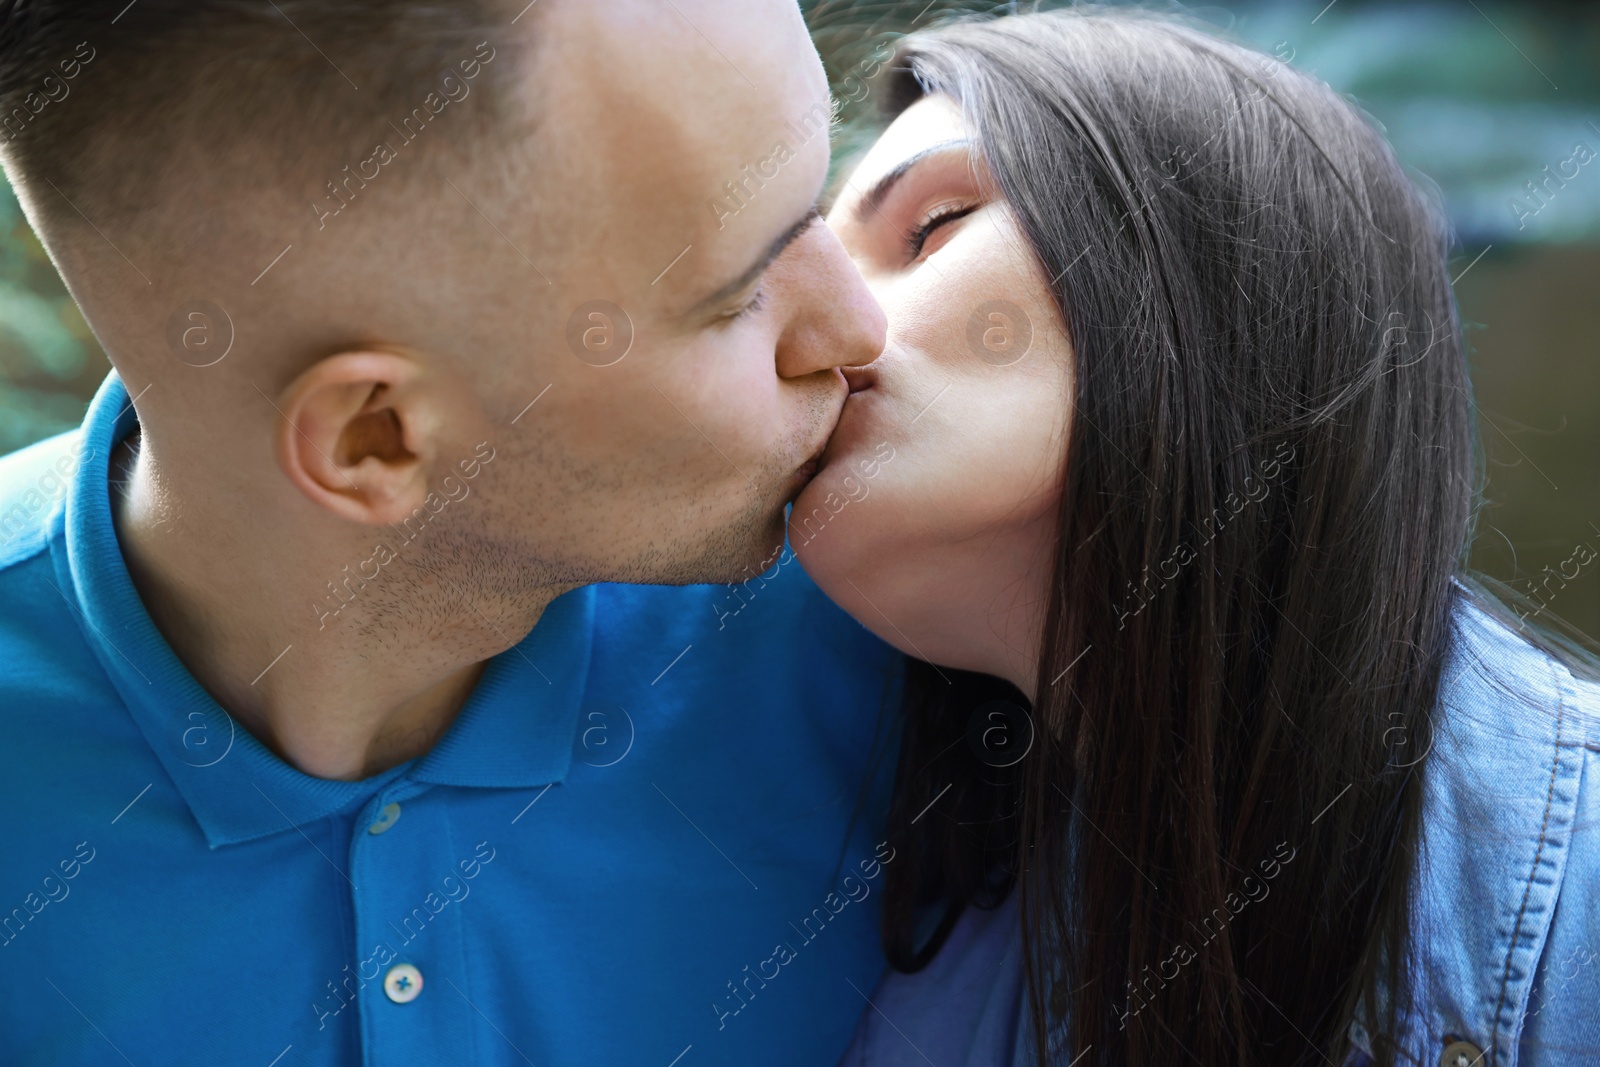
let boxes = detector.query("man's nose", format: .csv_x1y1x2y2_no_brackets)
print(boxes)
773,222,887,378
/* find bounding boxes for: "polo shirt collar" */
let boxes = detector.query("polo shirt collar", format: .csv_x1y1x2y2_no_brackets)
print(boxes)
53,373,595,849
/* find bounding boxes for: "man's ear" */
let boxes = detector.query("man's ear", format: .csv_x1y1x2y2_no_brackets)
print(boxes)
274,351,444,526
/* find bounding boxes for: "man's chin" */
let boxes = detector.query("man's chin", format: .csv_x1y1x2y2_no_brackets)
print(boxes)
595,472,806,586
645,502,792,587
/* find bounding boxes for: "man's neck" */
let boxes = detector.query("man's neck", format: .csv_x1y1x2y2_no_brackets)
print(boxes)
110,431,559,781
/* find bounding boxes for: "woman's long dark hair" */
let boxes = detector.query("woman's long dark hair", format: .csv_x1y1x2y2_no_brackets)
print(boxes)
876,10,1480,1066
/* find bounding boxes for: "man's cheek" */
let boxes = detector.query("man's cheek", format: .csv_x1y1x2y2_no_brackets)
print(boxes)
552,380,659,464
698,377,787,464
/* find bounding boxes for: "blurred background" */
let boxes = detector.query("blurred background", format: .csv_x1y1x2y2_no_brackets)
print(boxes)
3,0,1596,637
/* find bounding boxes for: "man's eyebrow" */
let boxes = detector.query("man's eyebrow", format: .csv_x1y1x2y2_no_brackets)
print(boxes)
685,207,822,319
854,139,972,225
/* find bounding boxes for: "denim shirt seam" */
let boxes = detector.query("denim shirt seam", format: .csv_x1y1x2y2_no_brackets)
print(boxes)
1487,654,1565,1065
1490,649,1595,1066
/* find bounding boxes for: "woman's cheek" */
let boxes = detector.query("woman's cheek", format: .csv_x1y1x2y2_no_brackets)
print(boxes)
946,386,1065,526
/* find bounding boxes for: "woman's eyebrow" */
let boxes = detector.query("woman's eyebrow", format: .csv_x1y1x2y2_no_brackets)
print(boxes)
853,139,972,225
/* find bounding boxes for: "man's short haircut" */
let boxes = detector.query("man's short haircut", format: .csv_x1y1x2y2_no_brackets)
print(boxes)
0,0,527,227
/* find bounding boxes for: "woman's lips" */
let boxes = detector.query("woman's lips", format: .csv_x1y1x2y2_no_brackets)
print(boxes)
841,364,878,395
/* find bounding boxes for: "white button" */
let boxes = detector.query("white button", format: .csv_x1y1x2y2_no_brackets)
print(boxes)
384,963,423,1004
367,802,401,835
1440,1041,1483,1067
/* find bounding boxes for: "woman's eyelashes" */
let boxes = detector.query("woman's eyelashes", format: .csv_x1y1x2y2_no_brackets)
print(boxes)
905,202,980,260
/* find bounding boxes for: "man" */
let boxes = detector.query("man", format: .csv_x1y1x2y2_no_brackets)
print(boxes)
0,1,901,1064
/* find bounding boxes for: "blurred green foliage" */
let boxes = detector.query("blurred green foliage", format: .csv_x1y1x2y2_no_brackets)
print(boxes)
807,0,1600,247
0,179,101,452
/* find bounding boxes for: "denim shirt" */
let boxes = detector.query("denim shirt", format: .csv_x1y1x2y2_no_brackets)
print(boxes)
840,589,1600,1066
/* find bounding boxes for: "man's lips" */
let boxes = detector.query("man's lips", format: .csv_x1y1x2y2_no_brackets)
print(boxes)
788,364,883,495
794,425,835,482
789,372,861,492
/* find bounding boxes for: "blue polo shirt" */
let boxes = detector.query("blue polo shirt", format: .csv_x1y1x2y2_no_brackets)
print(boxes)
0,373,904,1066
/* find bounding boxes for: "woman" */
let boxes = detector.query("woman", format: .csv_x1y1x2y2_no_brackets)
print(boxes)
792,9,1600,1067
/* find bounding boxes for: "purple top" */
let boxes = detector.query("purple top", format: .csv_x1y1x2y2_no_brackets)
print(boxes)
837,892,1028,1066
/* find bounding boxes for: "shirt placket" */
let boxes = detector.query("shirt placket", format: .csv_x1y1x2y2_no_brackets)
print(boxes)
347,779,480,1067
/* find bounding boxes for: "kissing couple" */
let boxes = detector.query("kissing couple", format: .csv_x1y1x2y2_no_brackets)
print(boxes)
1,2,1597,1066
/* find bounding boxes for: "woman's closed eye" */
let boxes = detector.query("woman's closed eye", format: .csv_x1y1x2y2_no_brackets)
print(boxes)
906,202,980,260
829,139,987,270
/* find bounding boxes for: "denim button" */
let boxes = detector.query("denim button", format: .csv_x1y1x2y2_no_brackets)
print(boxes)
384,963,423,1004
367,802,401,835
1440,1040,1484,1067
